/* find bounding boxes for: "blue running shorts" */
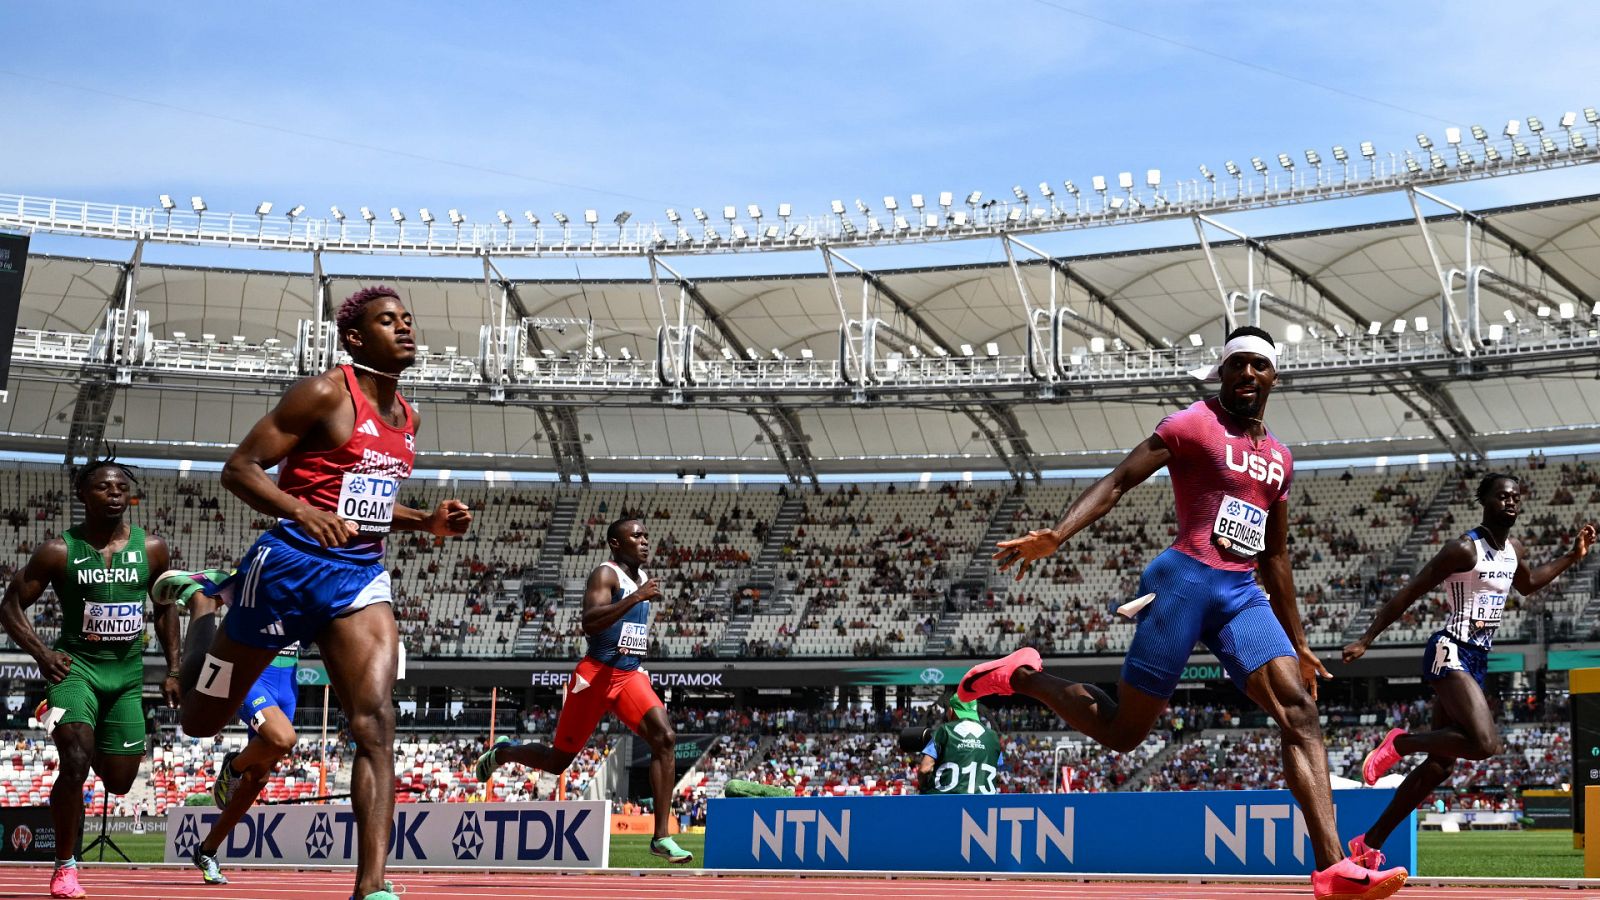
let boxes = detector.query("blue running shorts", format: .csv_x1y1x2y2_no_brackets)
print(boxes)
1421,630,1487,689
237,662,300,735
222,527,391,652
1121,548,1297,698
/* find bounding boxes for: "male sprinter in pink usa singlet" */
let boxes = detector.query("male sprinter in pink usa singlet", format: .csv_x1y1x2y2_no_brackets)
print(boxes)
963,326,1407,900
177,286,472,900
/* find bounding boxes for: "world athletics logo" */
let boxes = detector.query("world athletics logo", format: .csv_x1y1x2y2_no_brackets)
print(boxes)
451,811,484,860
305,812,335,859
171,815,201,859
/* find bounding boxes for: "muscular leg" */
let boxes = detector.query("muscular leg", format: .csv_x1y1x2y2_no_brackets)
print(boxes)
493,741,577,775
1244,655,1342,870
635,707,677,840
49,723,96,863
1363,699,1459,850
201,707,296,856
179,628,277,738
179,592,222,693
317,605,398,900
1009,669,1167,753
1392,673,1501,760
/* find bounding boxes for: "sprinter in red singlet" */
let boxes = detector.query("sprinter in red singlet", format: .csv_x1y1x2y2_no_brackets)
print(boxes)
178,286,471,900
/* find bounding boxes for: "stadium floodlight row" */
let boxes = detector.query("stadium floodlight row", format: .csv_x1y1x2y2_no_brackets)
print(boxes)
2,109,1598,258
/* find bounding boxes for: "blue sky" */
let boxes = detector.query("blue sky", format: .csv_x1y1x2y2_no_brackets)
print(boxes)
5,1,1599,278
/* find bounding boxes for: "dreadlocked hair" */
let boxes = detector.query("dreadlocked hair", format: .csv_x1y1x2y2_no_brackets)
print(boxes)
1475,472,1520,504
73,444,139,496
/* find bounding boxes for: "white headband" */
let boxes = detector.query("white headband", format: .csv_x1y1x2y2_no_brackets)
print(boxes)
1188,334,1279,382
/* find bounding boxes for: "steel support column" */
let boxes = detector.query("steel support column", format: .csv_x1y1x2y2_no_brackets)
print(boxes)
492,265,591,484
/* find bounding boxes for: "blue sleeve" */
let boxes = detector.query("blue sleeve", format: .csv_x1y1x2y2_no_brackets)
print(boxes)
921,739,938,758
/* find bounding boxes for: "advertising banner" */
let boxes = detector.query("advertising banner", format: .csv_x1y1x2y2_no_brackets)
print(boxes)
164,801,609,869
0,806,56,862
706,789,1415,876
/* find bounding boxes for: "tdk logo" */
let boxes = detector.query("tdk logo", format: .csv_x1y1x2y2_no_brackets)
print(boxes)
305,812,335,858
1225,445,1286,489
751,809,850,863
172,815,202,858
476,809,592,861
960,807,1074,864
1204,803,1312,865
452,811,485,860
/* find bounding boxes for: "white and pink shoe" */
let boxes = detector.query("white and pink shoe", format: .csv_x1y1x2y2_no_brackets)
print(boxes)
1362,728,1407,785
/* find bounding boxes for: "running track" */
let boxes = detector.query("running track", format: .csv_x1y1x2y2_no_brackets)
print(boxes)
3,868,1592,900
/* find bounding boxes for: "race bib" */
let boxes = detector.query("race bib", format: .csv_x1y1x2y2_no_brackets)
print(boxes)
618,621,649,655
1469,593,1506,625
1212,494,1268,558
83,600,144,642
337,472,399,534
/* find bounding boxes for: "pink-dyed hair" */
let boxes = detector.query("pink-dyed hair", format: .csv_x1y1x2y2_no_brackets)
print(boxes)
336,285,403,347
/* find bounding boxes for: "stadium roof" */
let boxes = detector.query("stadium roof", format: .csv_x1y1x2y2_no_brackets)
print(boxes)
8,193,1600,476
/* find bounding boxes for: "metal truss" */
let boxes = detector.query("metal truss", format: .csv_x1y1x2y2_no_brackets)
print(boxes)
5,125,1599,259
487,263,590,483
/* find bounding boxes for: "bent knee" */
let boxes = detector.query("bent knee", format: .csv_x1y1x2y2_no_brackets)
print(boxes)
262,728,297,757
102,773,137,795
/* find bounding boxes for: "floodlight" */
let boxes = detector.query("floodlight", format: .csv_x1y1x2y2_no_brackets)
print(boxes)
747,204,762,220
677,227,693,243
877,196,897,213
716,206,732,223
1359,142,1376,158
496,210,511,225
524,211,539,226
950,211,968,226
984,342,1001,357
360,207,376,222
731,224,749,242
1561,111,1578,130
1250,157,1268,174
854,199,869,214
1117,172,1134,190
1571,132,1588,150
1405,155,1422,174
830,200,845,215
938,191,954,208
1108,196,1125,210
1540,135,1557,153
330,206,345,221
666,208,681,223
445,209,463,225
584,209,599,224
1013,185,1028,201
1560,301,1576,319
1331,145,1348,162
614,211,631,227
1536,305,1551,318
1503,119,1520,137
1413,316,1429,331
910,194,925,209
1304,149,1321,166
1430,151,1446,171
1488,323,1506,341
1091,175,1107,192
231,335,247,344
1276,153,1293,170
1223,160,1241,177
932,346,949,358
593,346,607,359
418,208,434,224
255,202,273,216
1503,309,1517,324
287,204,306,219
966,190,983,206
1527,116,1544,133
1470,124,1488,142
1586,108,1599,124
1513,140,1530,158
720,346,735,361
1038,182,1053,198
1285,323,1304,343
159,194,175,210
1367,320,1382,335
387,207,405,224
1146,168,1161,187
1198,164,1214,181
893,215,909,232
1445,127,1461,145
1484,145,1502,162
553,211,570,225
1187,333,1203,347
190,196,206,212
1062,181,1079,196
692,208,707,222
799,348,815,361
172,331,186,339
790,224,808,238
1457,148,1474,166
924,213,939,228
1392,319,1406,334
778,202,792,218
1006,208,1022,223
619,347,632,361
1415,133,1433,150
1089,336,1106,353
959,343,974,357
763,224,780,240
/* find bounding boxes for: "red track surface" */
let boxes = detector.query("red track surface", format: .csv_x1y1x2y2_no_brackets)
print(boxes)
0,868,1588,900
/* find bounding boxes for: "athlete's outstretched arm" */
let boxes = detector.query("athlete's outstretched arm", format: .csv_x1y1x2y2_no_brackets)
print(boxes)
994,434,1170,580
1258,499,1331,697
1343,538,1475,663
0,540,70,682
579,566,659,636
1510,524,1596,595
221,373,355,548
144,536,181,707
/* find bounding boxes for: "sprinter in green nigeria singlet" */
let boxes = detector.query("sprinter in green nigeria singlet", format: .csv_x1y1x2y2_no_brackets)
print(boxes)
0,457,180,895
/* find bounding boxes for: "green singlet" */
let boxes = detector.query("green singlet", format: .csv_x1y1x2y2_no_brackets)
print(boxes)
923,718,1004,795
46,525,152,754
